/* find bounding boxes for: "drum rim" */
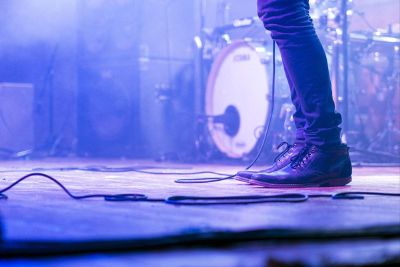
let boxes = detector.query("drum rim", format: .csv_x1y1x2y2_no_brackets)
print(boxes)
205,40,270,158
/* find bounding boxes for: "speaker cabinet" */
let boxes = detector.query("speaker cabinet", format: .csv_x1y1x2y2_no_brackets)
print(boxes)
77,0,196,158
77,1,140,157
78,63,140,157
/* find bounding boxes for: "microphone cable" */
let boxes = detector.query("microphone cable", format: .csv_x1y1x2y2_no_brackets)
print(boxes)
175,41,277,183
1,172,400,205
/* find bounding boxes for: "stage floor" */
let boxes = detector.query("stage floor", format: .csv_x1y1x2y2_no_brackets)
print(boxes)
0,159,399,266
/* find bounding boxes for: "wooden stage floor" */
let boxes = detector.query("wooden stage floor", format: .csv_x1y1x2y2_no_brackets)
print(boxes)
0,159,399,266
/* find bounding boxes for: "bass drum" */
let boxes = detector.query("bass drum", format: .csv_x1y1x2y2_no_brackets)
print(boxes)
205,41,290,159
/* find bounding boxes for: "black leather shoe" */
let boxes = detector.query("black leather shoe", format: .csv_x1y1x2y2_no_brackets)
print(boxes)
234,142,306,182
249,144,352,187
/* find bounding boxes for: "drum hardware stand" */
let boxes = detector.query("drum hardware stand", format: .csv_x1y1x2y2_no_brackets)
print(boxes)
193,0,226,161
340,0,350,140
193,0,208,159
377,44,400,156
334,1,399,161
366,68,400,157
280,103,296,144
311,1,351,141
41,44,60,156
343,29,400,160
28,43,61,157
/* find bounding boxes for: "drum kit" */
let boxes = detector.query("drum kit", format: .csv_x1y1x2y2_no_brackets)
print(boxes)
194,0,400,162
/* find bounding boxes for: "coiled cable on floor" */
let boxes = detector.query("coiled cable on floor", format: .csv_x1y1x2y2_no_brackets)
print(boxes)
0,173,149,202
1,172,400,205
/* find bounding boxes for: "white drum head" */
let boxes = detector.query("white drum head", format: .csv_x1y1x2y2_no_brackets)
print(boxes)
206,41,270,158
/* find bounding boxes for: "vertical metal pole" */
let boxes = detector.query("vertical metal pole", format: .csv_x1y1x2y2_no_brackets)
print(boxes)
193,0,205,116
341,0,349,134
193,0,207,156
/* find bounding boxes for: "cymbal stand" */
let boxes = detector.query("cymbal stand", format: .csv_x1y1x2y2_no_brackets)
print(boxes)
340,0,350,137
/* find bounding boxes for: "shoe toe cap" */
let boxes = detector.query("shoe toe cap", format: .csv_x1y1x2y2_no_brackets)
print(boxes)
235,171,256,179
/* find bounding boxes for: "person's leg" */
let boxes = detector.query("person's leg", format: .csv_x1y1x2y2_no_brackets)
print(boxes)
258,0,342,147
234,1,310,182
234,54,307,182
234,62,307,182
282,60,306,144
245,0,351,187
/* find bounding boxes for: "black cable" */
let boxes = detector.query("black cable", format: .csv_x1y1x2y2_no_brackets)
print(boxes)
175,41,278,183
1,173,400,205
0,173,150,202
174,175,234,184
0,173,303,203
0,166,232,177
0,173,294,203
165,193,308,205
246,41,277,170
167,191,400,205
2,161,399,176
333,191,400,199
88,168,232,177
31,165,184,171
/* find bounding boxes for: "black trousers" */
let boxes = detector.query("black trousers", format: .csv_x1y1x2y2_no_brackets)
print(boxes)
258,0,342,147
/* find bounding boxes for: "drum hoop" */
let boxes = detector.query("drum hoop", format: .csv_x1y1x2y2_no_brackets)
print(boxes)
206,40,268,115
205,40,270,158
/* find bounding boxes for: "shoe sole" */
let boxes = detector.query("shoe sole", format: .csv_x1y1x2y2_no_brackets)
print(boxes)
248,176,352,188
233,175,252,183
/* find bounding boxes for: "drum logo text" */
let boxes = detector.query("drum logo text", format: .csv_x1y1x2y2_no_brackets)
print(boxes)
233,54,251,62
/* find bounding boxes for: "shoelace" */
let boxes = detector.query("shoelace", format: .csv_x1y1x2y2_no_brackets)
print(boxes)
273,142,292,163
290,145,315,169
